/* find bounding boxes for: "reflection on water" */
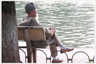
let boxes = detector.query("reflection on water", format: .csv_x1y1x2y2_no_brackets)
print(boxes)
16,1,95,47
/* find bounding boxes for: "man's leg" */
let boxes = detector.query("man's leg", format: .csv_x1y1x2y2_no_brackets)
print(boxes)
50,44,57,57
53,33,74,52
53,33,62,46
50,44,63,63
49,33,74,63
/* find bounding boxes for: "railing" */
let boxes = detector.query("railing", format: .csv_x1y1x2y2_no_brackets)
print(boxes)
19,48,95,63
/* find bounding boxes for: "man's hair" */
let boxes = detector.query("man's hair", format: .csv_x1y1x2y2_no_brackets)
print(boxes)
27,11,31,15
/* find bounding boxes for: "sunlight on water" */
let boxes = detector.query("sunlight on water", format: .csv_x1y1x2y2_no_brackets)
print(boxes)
16,1,95,47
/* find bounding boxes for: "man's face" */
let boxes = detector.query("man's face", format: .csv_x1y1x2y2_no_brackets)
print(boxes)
30,9,37,17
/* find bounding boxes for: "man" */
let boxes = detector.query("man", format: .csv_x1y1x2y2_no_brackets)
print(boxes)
19,2,74,63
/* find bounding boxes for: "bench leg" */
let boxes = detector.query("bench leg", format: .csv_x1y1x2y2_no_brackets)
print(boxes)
24,29,32,63
27,46,32,63
32,48,37,63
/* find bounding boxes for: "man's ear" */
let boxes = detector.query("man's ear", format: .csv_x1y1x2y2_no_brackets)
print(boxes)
28,12,32,16
28,13,31,16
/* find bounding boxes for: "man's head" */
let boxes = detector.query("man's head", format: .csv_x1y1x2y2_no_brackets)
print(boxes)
25,2,37,17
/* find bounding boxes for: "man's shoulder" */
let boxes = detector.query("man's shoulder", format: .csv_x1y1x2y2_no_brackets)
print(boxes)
18,17,38,26
23,17,33,21
21,17,33,22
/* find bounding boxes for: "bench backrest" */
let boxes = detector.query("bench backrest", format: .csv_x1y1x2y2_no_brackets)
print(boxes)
18,26,46,41
18,26,47,48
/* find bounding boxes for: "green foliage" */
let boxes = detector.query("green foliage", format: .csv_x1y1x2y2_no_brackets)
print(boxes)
87,61,93,63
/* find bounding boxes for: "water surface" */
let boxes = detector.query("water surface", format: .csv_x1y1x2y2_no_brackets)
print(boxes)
16,1,95,47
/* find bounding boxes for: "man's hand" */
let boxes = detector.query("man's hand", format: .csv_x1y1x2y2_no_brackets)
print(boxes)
49,27,56,34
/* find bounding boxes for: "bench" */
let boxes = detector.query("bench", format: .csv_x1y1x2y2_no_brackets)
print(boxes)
18,26,48,63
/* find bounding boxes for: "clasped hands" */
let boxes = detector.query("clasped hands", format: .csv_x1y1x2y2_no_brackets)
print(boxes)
49,27,56,34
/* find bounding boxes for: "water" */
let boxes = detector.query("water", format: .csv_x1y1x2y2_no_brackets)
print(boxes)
15,1,95,47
